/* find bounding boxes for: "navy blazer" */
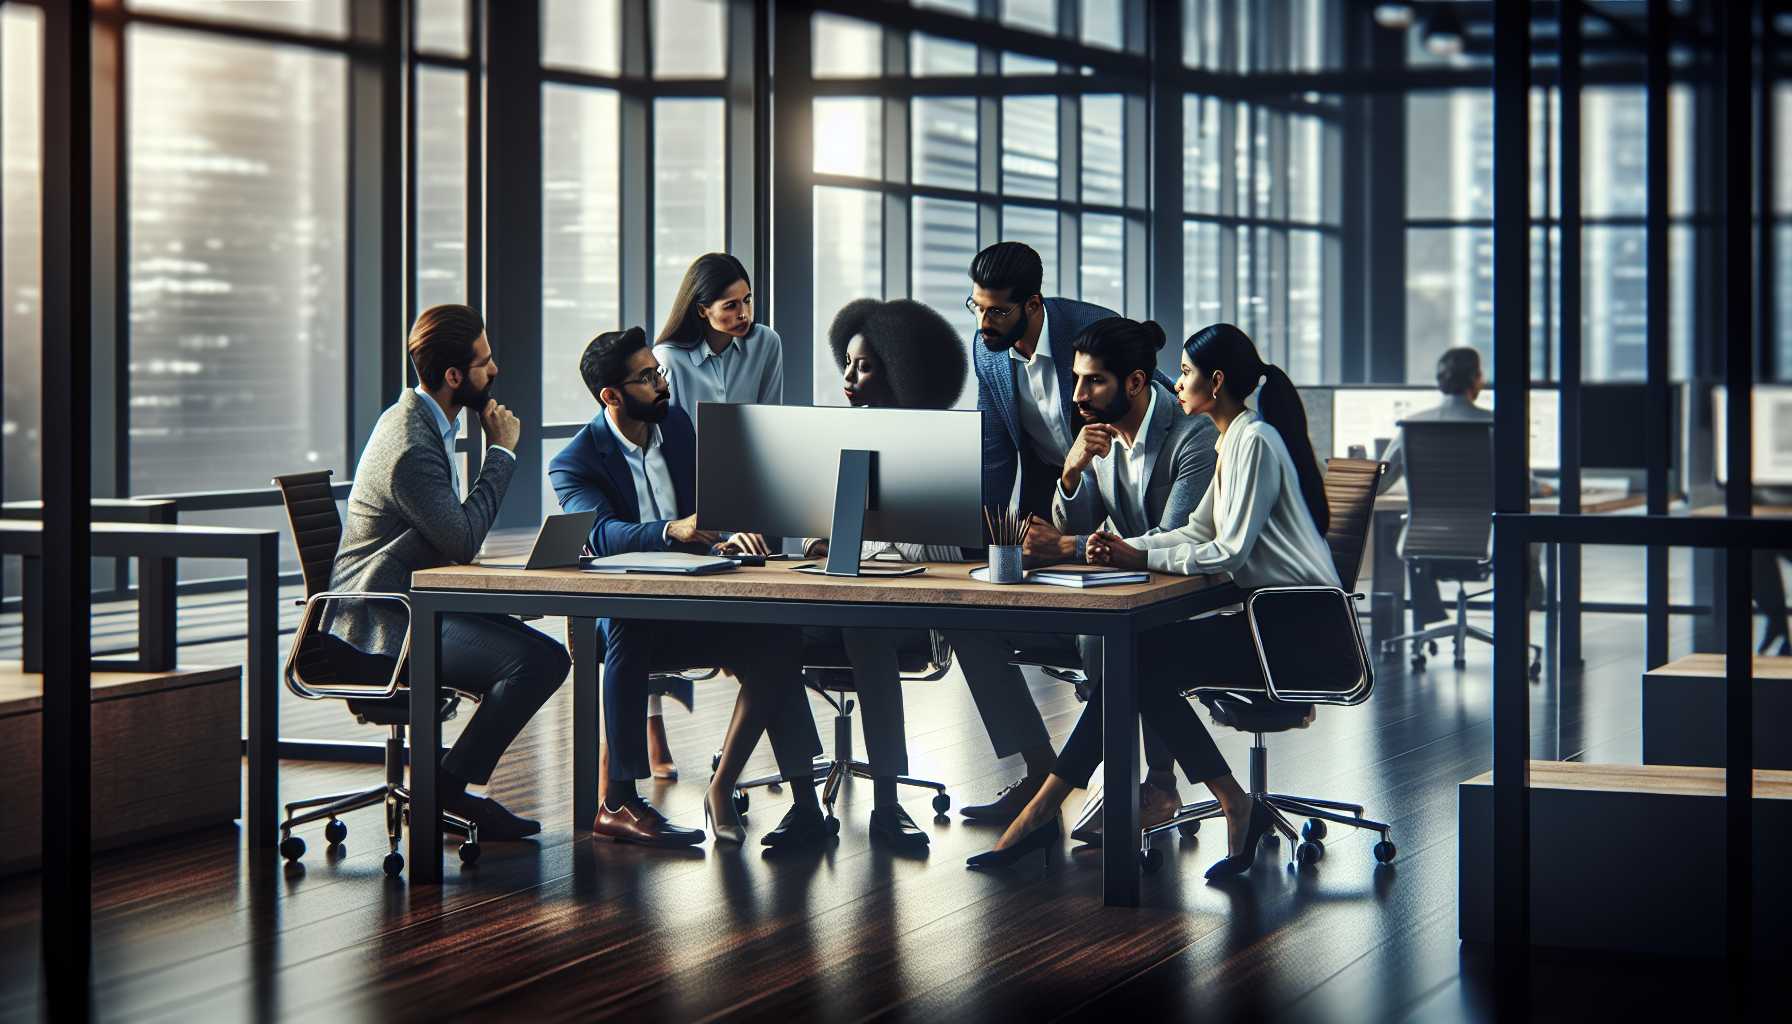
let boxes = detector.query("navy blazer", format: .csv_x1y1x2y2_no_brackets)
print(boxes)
548,407,699,556
973,297,1172,506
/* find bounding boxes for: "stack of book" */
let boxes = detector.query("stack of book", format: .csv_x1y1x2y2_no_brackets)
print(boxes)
1030,565,1150,589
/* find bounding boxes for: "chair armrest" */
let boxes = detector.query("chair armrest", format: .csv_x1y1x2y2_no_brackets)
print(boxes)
283,591,411,702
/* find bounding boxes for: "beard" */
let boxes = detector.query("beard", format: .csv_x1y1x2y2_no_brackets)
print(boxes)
622,390,670,423
451,376,493,413
1078,387,1132,425
978,311,1030,352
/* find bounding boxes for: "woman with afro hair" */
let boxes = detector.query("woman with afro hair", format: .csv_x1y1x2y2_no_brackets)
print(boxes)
787,298,973,851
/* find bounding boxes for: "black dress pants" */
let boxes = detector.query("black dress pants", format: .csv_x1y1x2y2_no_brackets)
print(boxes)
436,613,571,786
1053,613,1258,789
602,619,822,783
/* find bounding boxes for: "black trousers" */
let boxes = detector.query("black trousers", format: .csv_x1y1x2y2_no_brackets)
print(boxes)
1054,613,1258,789
602,619,822,783
436,613,571,786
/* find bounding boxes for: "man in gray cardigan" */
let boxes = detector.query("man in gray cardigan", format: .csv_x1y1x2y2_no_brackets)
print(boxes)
946,317,1217,831
329,304,569,840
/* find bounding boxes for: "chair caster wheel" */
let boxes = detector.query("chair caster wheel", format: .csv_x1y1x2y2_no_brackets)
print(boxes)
734,789,749,815
1427,641,1439,655
1528,662,1542,681
1139,847,1163,875
459,842,481,866
932,793,951,814
1178,820,1200,838
279,835,306,862
1302,818,1327,841
1374,839,1397,863
1296,840,1323,867
1453,658,1467,670
827,815,841,835
383,851,405,876
1410,655,1426,671
324,819,348,845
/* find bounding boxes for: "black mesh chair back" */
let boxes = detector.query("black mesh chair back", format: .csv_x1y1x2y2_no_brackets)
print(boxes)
1399,419,1495,563
271,469,342,599
1320,457,1386,591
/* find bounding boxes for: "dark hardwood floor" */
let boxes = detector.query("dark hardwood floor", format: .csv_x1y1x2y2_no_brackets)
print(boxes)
1,550,1782,1021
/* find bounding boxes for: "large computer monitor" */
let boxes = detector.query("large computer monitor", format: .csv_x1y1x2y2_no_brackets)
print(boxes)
696,403,985,575
1713,385,1792,485
1329,386,1559,472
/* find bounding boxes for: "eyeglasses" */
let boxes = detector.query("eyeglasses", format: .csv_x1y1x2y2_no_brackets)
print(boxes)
620,366,669,389
965,296,1020,322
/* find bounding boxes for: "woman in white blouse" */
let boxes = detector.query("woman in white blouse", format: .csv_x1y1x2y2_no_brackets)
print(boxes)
968,323,1339,879
638,253,784,778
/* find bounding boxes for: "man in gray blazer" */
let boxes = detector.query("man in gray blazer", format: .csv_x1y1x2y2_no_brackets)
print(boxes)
947,317,1218,829
329,304,569,840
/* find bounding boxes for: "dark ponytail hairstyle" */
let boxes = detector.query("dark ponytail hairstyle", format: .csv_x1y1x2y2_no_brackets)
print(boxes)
1183,323,1328,535
1071,316,1168,385
657,252,751,348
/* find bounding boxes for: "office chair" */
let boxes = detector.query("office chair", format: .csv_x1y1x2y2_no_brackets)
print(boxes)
271,470,481,877
1376,420,1542,679
1142,458,1395,874
727,631,954,828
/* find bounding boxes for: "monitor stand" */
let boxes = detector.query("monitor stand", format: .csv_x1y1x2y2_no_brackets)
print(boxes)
799,448,925,578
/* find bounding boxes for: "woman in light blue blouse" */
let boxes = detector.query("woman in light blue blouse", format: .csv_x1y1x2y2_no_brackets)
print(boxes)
640,253,783,778
653,252,784,421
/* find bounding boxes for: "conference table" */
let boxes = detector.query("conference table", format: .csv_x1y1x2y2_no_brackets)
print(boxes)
406,560,1240,905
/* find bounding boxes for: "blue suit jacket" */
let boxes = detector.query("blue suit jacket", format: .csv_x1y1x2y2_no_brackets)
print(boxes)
973,297,1172,506
548,407,700,556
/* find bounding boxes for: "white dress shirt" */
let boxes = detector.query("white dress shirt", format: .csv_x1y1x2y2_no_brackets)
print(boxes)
412,385,514,496
604,410,678,544
1009,307,1071,467
1128,409,1339,590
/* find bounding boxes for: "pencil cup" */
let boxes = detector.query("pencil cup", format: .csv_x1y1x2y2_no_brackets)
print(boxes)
988,545,1024,584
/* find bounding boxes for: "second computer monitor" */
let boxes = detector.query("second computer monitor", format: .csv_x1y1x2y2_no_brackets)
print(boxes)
696,403,985,550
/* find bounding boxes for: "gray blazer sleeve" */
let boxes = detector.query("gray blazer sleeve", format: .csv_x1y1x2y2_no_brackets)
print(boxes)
388,447,517,564
1050,470,1100,536
1145,430,1216,538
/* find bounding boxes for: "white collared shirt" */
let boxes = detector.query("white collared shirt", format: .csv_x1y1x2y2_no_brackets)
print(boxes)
603,409,678,543
412,385,514,496
1009,307,1071,466
1110,385,1157,524
1128,409,1339,590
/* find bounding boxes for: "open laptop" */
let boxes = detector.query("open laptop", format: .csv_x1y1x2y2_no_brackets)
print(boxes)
480,510,597,570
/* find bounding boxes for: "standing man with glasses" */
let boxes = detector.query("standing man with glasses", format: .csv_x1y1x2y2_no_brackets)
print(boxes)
966,242,1121,520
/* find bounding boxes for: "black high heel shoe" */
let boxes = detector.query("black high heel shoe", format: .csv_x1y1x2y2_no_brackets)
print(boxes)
966,818,1061,870
1204,798,1273,880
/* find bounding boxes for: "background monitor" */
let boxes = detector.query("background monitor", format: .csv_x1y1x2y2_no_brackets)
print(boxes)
1713,385,1792,485
1329,386,1560,472
696,403,986,549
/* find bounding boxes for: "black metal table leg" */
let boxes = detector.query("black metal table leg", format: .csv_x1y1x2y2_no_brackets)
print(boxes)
570,616,599,829
1101,624,1141,907
409,594,443,884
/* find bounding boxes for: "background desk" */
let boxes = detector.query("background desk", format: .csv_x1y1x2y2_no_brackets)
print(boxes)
408,562,1238,904
0,520,282,849
1368,490,1645,653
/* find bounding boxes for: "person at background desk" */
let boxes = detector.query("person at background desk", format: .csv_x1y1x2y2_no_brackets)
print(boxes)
968,323,1338,878
968,241,1118,520
634,252,783,779
1378,345,1543,618
790,297,972,851
549,326,825,848
329,304,569,842
944,317,1217,843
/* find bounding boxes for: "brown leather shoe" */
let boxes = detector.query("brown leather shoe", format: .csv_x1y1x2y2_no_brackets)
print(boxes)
593,798,703,847
1069,781,1182,846
959,775,1045,823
